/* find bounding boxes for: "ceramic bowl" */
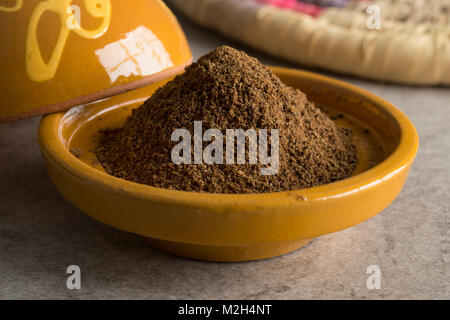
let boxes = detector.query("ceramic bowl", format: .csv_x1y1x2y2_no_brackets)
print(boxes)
0,0,191,122
38,67,419,262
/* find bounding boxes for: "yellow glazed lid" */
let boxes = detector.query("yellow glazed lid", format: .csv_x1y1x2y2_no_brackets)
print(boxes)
0,0,192,123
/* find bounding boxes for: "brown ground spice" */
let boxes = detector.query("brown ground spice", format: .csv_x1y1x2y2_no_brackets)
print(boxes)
95,46,357,193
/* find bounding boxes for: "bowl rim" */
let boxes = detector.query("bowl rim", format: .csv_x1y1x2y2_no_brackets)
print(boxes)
39,67,419,208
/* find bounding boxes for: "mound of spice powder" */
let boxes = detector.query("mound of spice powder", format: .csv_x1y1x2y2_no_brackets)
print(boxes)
95,46,357,193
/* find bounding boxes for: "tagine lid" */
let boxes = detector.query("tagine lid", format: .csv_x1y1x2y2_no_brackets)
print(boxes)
0,0,192,123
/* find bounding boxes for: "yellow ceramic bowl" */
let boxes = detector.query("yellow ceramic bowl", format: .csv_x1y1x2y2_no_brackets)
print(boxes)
39,67,419,262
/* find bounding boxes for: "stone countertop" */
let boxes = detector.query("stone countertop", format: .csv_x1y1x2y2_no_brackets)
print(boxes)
0,5,448,300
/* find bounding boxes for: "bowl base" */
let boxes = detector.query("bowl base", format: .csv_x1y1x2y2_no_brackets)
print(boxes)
141,237,312,262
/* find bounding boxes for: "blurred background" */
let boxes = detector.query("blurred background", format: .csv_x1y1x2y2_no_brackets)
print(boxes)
0,0,448,299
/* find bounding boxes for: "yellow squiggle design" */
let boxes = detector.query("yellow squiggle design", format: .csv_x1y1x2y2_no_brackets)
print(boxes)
0,0,23,12
26,0,111,82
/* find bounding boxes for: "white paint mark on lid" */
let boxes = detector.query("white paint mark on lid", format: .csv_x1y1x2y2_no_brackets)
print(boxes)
95,26,174,83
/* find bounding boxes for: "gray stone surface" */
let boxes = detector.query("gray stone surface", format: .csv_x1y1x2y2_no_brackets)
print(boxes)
0,5,448,300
